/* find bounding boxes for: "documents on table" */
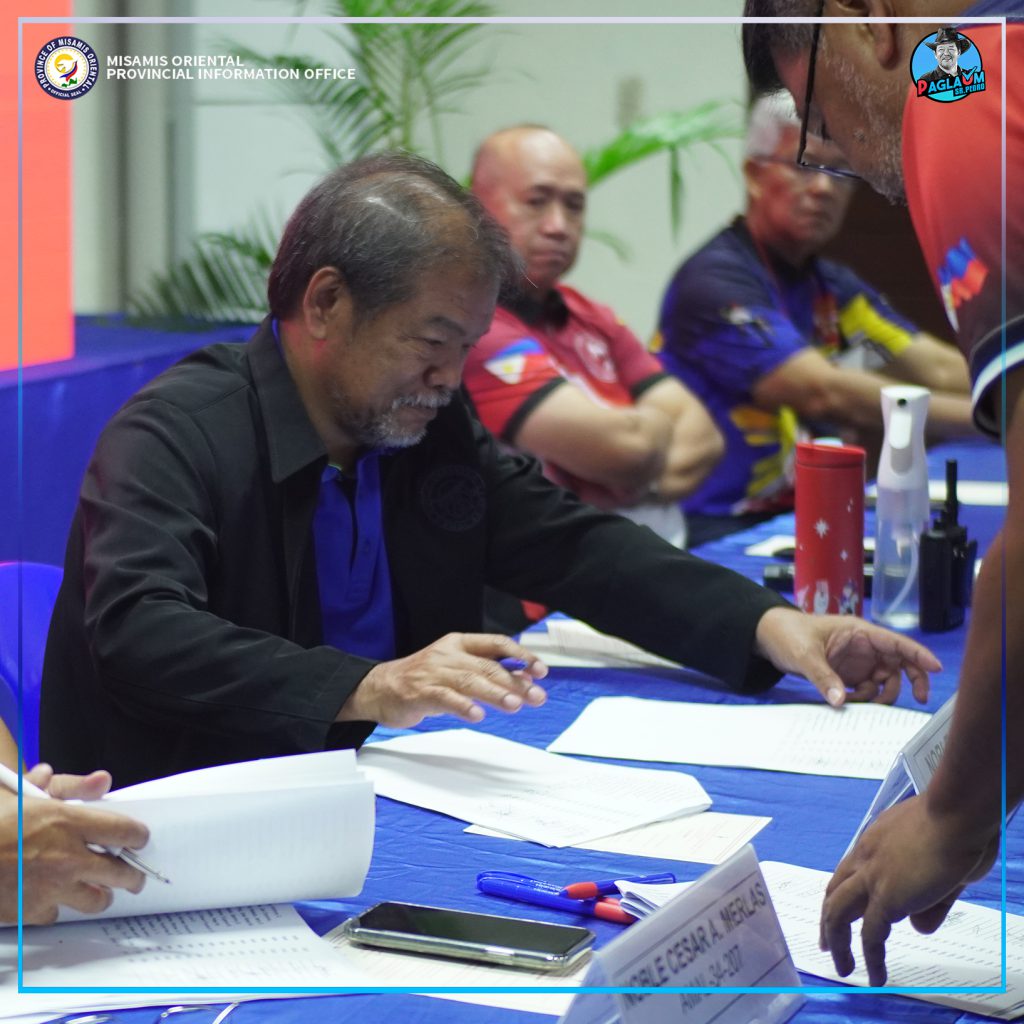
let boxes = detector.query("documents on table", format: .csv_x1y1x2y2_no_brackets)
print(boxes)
357,729,711,847
762,861,1024,1019
56,749,374,921
466,810,771,866
615,878,693,919
521,617,683,669
549,697,931,780
1,903,369,1020
326,926,586,1015
865,478,1008,507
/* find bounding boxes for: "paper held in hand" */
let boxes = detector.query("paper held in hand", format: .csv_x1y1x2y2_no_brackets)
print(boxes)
844,693,956,857
50,749,374,922
558,845,803,1024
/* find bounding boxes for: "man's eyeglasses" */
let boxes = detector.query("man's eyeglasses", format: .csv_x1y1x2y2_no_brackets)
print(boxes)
753,155,857,185
795,0,863,183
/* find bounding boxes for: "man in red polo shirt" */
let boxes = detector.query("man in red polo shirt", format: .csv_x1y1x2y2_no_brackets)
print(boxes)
464,126,725,551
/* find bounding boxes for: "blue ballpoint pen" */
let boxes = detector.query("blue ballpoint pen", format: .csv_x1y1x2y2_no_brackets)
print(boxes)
560,872,676,899
476,871,635,924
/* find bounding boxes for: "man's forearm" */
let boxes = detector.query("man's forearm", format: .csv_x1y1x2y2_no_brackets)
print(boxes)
655,409,725,500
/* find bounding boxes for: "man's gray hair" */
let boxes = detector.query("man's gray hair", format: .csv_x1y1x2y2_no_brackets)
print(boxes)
745,90,801,159
268,152,521,321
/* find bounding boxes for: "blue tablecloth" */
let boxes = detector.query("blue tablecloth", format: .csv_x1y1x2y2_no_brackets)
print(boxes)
21,439,1017,1023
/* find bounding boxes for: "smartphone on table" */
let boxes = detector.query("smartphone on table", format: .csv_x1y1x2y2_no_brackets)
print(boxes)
341,900,595,972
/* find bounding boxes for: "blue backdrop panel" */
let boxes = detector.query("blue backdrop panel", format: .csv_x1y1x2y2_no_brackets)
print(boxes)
0,317,254,565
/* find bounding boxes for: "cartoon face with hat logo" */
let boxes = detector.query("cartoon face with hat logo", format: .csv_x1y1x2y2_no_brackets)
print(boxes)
912,26,985,102
929,27,971,78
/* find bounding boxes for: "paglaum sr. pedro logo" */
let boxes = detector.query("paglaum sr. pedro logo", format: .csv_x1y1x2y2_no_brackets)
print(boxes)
911,27,985,103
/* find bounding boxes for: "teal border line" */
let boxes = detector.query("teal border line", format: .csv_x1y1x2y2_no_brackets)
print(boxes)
14,11,1012,1007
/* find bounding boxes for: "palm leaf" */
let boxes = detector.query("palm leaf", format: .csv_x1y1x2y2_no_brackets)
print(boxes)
128,214,282,326
583,100,742,235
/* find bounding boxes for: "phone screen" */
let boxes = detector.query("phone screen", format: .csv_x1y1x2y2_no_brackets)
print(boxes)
356,901,592,956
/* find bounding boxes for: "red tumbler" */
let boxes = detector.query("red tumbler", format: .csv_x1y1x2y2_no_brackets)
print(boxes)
794,441,866,616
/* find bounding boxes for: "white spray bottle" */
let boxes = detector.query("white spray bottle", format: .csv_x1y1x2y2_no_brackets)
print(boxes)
872,385,931,629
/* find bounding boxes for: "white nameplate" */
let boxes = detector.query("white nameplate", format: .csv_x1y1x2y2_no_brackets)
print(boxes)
844,694,956,857
559,845,803,1024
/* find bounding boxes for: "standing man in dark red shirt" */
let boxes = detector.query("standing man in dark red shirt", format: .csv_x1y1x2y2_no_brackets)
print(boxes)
743,0,1023,985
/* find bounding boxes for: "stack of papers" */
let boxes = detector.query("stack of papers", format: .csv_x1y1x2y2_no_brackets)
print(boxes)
61,749,374,921
616,878,693,919
761,861,1024,1019
2,903,371,1021
549,697,931,779
357,729,710,847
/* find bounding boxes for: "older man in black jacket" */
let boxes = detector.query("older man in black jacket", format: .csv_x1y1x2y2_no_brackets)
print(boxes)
41,153,937,788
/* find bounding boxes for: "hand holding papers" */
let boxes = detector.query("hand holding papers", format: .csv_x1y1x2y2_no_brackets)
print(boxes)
0,762,166,884
48,750,373,922
358,730,710,846
549,697,931,779
845,693,956,855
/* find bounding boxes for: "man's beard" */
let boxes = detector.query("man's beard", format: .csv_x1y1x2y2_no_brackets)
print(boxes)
824,49,907,205
938,56,958,74
332,389,454,450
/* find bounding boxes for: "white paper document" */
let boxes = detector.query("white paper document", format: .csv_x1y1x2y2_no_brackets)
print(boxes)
326,928,586,1015
1,903,370,1021
866,479,1008,506
762,861,1024,1019
466,811,771,866
615,879,693,919
549,697,931,780
357,730,711,847
744,535,875,558
52,749,375,922
845,694,957,856
929,478,1007,506
521,618,682,670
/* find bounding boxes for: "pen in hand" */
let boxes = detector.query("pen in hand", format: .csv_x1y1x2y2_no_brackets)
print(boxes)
0,762,171,885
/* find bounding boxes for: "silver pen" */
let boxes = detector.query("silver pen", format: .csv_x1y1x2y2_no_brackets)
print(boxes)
0,762,171,884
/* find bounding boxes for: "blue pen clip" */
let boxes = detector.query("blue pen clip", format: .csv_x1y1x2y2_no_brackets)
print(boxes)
477,870,560,894
498,657,528,672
